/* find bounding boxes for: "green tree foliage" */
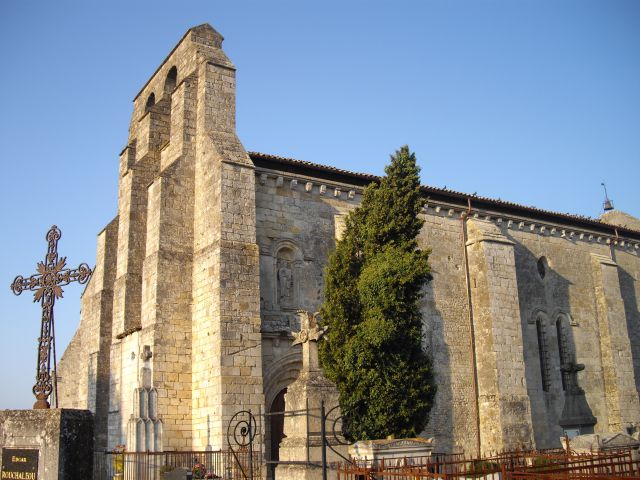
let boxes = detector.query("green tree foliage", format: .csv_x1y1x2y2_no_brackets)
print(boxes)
319,146,436,441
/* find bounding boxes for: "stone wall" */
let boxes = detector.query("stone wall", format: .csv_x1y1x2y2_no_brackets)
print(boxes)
418,210,477,454
254,165,640,455
57,218,118,449
254,170,360,412
58,24,265,452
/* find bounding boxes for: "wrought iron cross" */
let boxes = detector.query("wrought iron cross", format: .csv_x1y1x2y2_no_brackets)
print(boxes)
10,225,92,409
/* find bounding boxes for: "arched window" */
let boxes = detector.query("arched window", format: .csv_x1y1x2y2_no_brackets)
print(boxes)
556,315,570,390
536,318,550,391
537,256,548,280
164,66,177,93
145,92,155,112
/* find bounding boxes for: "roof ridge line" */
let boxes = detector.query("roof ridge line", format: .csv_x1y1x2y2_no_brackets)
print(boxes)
247,151,640,238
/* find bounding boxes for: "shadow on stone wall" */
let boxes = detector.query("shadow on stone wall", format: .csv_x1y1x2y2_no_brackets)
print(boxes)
618,268,640,395
511,239,593,449
421,281,455,452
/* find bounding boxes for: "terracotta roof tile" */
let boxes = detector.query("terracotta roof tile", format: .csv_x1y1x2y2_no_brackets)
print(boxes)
248,151,640,239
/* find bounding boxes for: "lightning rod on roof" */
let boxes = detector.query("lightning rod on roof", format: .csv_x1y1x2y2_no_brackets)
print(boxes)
601,182,614,211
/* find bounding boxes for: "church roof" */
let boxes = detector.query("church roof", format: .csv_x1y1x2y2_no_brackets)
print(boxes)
600,210,640,232
249,151,640,241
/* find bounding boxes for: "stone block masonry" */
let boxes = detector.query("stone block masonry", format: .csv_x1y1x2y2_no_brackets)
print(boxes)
591,253,640,431
56,24,264,452
465,219,534,453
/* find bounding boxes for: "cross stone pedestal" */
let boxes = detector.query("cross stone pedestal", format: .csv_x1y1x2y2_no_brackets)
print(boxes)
558,362,597,435
276,311,347,480
0,409,93,479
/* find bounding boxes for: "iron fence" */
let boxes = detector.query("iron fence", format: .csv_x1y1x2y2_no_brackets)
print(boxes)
92,405,640,480
93,449,261,480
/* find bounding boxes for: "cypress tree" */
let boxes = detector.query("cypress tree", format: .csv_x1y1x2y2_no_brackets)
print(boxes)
319,146,436,440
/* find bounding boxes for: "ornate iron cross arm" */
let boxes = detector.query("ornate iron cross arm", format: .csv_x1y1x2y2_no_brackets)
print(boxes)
9,225,92,409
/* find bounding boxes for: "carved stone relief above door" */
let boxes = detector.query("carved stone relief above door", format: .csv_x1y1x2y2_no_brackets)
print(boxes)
273,241,303,312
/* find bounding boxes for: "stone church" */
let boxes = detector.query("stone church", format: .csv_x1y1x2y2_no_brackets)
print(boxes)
57,24,640,457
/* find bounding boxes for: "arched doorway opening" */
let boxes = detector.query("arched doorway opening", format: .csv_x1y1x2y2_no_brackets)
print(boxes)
269,388,287,462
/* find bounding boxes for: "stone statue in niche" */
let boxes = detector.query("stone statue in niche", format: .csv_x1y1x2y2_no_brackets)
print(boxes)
277,257,294,308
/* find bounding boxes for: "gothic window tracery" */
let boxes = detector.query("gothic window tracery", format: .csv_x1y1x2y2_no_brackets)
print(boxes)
128,387,163,452
127,355,162,452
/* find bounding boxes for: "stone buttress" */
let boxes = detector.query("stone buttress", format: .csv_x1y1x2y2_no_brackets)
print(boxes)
465,219,535,453
57,24,264,452
56,219,118,450
591,253,640,431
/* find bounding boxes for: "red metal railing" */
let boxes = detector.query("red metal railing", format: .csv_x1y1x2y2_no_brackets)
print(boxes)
337,448,640,480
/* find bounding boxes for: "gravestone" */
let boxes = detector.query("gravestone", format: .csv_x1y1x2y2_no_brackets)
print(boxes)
0,409,93,479
162,466,190,480
1,448,38,480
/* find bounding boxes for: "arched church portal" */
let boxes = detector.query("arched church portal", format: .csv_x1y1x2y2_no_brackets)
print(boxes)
269,388,287,462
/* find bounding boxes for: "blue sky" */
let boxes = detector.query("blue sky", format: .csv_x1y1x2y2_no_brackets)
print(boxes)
0,0,638,409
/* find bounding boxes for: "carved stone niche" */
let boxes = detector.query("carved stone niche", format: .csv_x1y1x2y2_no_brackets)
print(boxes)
272,240,304,312
127,345,163,452
127,387,163,452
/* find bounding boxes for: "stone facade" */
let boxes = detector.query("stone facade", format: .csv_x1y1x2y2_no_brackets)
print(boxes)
56,24,640,458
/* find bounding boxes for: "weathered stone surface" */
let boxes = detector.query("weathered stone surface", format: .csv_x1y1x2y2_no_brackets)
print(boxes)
0,409,93,480
465,219,535,453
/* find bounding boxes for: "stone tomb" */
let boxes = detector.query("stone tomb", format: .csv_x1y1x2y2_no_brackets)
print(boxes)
0,409,93,479
562,432,640,459
349,438,434,465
